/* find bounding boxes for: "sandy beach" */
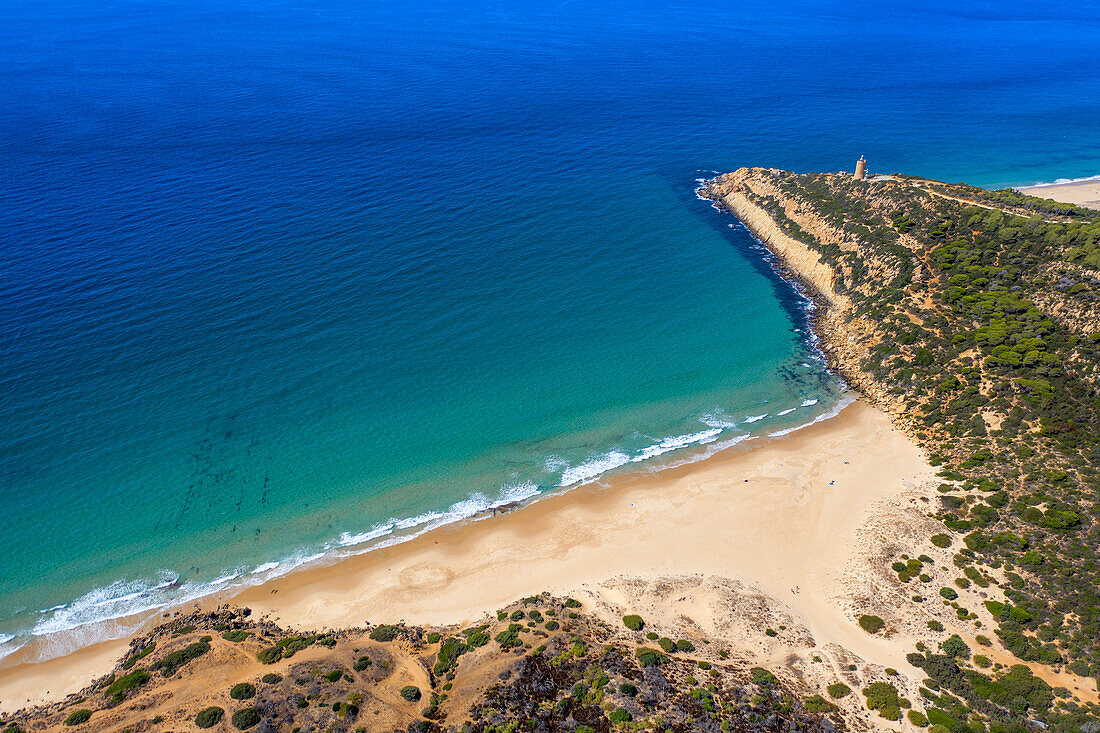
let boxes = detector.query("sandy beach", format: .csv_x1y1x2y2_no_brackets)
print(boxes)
0,399,942,713
1019,178,1100,209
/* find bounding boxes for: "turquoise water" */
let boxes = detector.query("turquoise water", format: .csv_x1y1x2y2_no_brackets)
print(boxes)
3,0,1099,660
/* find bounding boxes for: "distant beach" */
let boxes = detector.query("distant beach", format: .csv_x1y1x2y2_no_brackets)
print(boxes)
1019,176,1100,210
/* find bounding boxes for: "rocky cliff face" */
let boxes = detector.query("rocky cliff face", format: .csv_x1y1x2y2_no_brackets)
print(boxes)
699,168,904,420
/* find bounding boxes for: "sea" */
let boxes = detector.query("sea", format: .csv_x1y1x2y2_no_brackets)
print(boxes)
2,0,1099,663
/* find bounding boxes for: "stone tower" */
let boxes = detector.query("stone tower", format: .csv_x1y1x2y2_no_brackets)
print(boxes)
854,155,867,180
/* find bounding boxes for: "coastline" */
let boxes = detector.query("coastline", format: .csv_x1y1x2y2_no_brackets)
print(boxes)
1019,176,1100,210
0,171,939,715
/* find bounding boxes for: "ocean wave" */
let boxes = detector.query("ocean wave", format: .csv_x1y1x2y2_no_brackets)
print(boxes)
1019,173,1100,188
777,407,795,416
801,398,818,407
13,398,854,665
559,450,630,487
768,393,855,438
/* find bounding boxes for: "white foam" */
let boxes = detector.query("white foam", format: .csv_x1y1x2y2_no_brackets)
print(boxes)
250,561,280,575
801,398,818,407
559,451,631,487
768,393,855,438
777,408,796,416
631,428,722,462
743,413,767,423
701,410,738,429
32,570,178,637
1019,173,1100,188
0,635,27,663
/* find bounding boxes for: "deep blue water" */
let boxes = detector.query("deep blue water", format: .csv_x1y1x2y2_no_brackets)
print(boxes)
2,0,1099,661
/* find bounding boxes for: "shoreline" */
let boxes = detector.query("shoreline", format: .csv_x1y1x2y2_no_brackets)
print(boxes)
1018,176,1100,210
0,170,937,716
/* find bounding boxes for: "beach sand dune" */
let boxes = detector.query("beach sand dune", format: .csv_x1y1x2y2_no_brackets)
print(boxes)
1020,178,1100,209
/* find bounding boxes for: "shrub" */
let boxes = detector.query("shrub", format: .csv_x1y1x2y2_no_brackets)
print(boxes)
256,646,283,664
941,634,969,659
827,682,851,698
564,598,581,608
609,708,632,723
804,694,837,713
858,614,885,634
939,587,958,601
354,655,372,671
751,667,778,686
64,710,92,726
931,534,952,548
622,615,644,631
369,625,399,642
433,637,468,676
676,639,695,652
494,627,521,649
105,669,150,699
908,710,929,726
863,682,903,720
426,632,441,644
152,640,210,677
230,682,256,700
927,620,944,632
231,708,261,730
620,682,638,696
657,637,676,653
635,647,665,667
545,620,559,631
195,707,225,728
324,670,342,682
400,685,422,702
222,630,251,642
121,642,155,670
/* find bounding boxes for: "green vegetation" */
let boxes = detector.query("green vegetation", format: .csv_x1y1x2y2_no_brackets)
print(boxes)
368,625,399,642
121,641,155,670
622,614,644,631
827,682,852,698
862,682,908,721
230,682,256,699
858,614,885,633
63,710,92,726
256,635,315,664
222,630,251,642
635,647,666,667
195,707,225,728
751,667,778,686
804,694,838,713
231,708,261,730
152,639,210,677
105,669,150,701
433,637,468,676
400,685,422,702
261,673,281,684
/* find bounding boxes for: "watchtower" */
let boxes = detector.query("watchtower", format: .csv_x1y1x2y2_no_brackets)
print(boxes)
854,155,867,181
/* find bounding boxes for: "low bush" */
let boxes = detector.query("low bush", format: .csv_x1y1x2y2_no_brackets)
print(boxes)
620,682,638,696
676,639,695,652
105,669,150,699
804,694,837,713
622,615,644,631
908,710,929,726
354,655,372,671
369,625,399,642
195,707,225,728
931,534,952,548
400,685,422,702
635,647,665,667
230,683,256,699
222,630,251,642
751,667,778,686
939,587,958,601
261,672,281,684
827,682,852,698
231,708,261,730
63,710,92,726
152,640,210,677
608,708,632,723
859,614,885,634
